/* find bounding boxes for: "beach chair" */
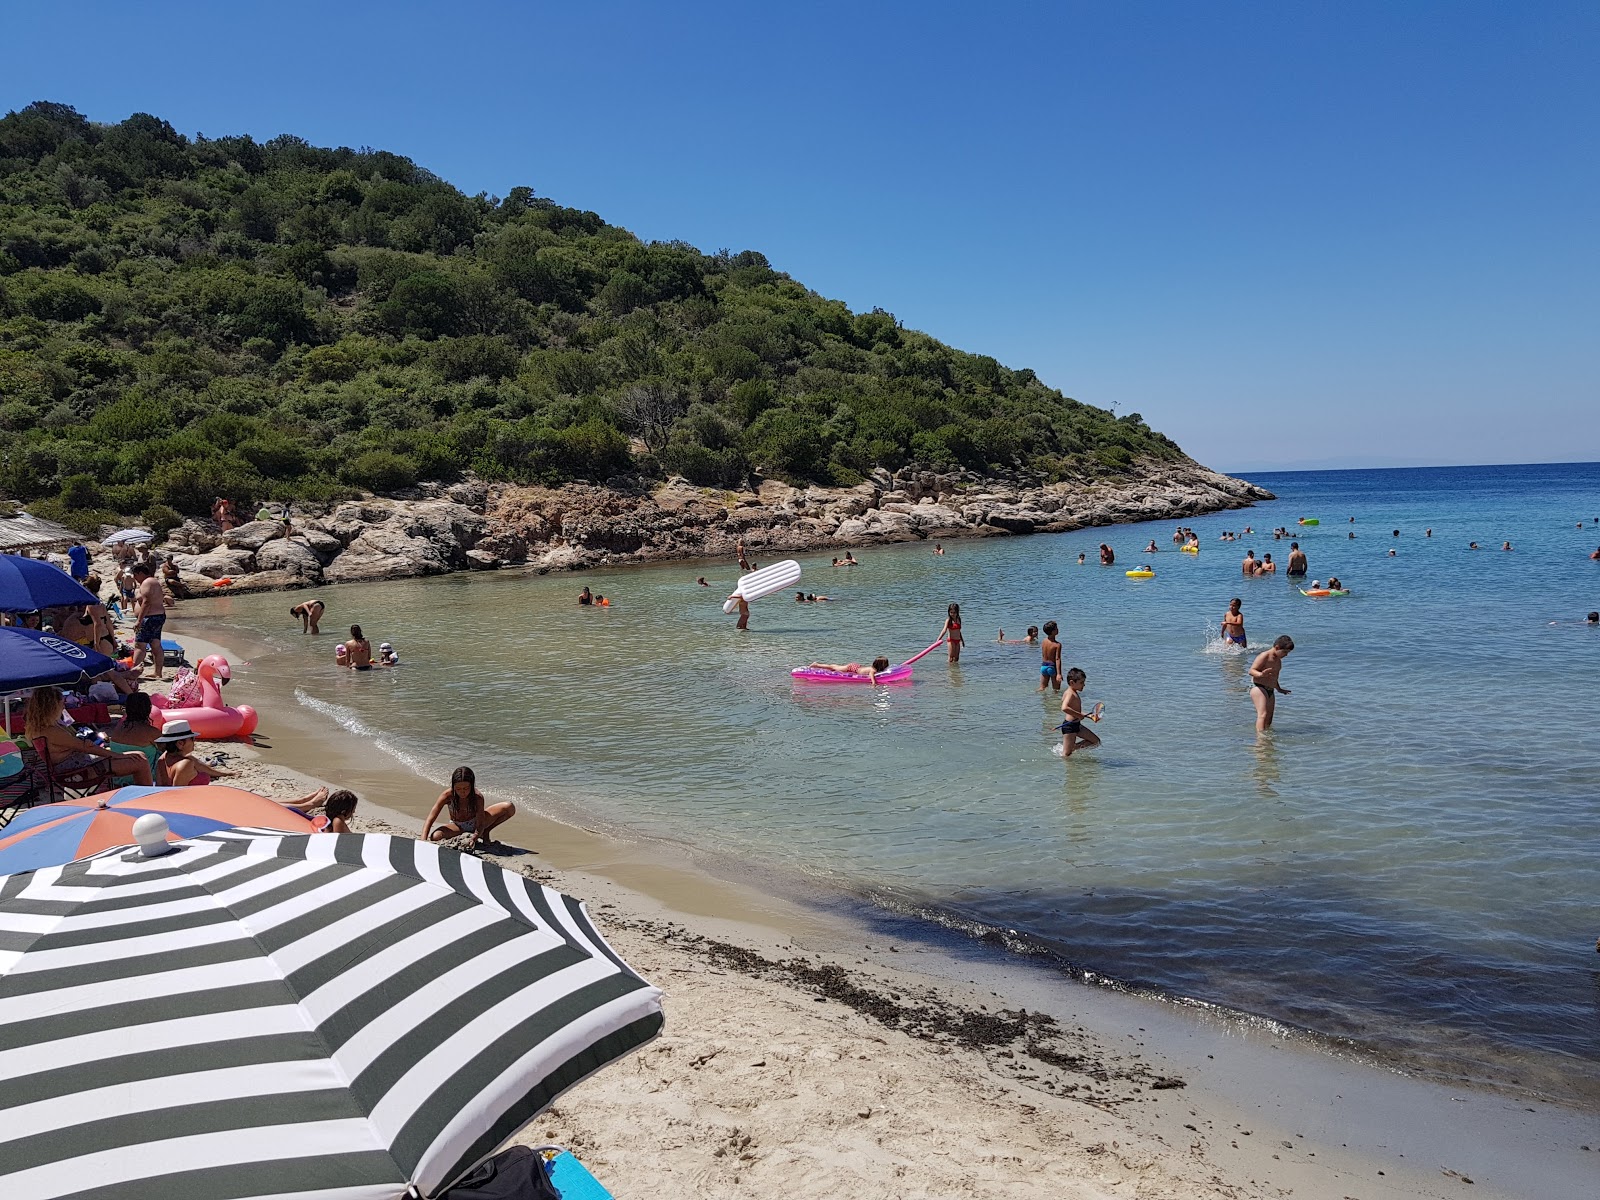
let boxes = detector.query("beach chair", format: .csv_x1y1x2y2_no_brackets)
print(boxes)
26,737,118,803
161,638,188,668
0,739,47,829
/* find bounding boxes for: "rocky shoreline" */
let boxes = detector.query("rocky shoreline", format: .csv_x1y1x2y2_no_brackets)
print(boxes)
156,459,1273,594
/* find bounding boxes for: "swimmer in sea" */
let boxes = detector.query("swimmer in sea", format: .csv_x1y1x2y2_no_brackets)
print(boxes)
1470,542,1479,549
1248,635,1294,732
1077,553,1086,564
807,656,890,683
1502,541,1513,552
1242,550,1257,575
933,543,945,555
1587,612,1599,625
728,593,749,630
343,624,372,670
1591,547,1600,560
290,599,324,634
796,590,807,603
997,626,1039,644
1039,620,1062,692
1389,549,1398,556
1144,540,1159,554
1099,543,1115,565
1222,598,1246,646
1058,667,1101,758
807,593,831,602
939,602,964,662
1259,552,1276,574
697,576,709,586
578,587,594,606
1326,576,1343,591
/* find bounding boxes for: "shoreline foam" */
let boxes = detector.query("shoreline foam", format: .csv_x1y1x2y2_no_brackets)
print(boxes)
175,627,1596,1199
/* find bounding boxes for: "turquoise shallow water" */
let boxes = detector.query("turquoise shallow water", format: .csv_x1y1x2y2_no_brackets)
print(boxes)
194,462,1600,1102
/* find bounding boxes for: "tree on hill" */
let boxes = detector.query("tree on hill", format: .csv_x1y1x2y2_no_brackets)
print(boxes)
0,101,1185,530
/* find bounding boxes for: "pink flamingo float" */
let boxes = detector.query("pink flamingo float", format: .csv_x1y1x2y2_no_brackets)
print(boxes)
151,653,259,739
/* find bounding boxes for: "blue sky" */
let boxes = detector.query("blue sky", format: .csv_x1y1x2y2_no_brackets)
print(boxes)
6,1,1597,472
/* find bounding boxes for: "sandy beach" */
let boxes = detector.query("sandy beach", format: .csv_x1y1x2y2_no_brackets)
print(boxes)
166,623,1594,1200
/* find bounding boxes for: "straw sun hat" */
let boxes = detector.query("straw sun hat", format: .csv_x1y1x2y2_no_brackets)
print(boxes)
155,719,196,745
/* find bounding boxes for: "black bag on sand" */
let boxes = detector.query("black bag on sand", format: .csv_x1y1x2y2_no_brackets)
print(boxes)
442,1145,561,1200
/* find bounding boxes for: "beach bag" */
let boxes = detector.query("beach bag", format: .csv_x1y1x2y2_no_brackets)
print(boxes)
164,667,201,708
442,1145,560,1200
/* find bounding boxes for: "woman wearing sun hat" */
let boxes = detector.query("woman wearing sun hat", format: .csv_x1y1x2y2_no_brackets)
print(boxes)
155,719,238,787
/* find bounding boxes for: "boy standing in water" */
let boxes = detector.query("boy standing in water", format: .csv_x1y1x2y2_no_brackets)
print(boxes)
1059,668,1100,757
1222,598,1246,646
1038,620,1062,691
1248,635,1294,731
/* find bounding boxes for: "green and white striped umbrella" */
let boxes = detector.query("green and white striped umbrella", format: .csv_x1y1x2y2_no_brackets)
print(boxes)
0,829,663,1199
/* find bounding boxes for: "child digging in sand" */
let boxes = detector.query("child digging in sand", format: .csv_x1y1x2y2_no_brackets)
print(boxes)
1058,668,1101,757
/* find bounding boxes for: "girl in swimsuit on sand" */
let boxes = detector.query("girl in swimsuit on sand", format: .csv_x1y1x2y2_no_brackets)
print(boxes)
424,766,517,851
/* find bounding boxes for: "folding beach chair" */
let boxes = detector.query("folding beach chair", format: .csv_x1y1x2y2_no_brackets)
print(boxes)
0,739,47,829
26,737,118,804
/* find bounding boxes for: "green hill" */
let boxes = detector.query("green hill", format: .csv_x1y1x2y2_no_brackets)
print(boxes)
0,102,1185,535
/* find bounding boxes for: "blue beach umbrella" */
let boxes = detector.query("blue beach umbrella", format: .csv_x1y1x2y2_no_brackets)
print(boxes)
0,627,115,692
0,553,97,612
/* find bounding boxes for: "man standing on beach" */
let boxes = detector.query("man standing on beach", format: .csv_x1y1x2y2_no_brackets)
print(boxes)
1287,542,1307,577
1248,635,1294,732
67,541,89,583
129,563,167,681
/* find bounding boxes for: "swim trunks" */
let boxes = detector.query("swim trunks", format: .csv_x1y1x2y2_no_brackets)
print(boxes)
1040,663,1057,678
1058,720,1081,734
1227,635,1246,645
135,613,166,645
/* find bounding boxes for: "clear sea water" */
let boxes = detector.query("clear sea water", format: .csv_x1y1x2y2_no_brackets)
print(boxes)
191,462,1600,1104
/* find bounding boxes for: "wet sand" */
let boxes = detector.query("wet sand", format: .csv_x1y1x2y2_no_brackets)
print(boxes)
179,628,1594,1199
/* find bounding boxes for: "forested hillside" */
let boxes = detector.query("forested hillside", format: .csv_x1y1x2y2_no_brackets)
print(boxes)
0,102,1183,534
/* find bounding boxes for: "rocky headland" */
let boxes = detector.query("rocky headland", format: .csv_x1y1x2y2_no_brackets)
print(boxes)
153,460,1273,594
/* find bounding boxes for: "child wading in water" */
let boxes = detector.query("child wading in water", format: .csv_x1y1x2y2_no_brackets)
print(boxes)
939,603,964,662
1222,598,1246,646
1058,667,1101,757
1038,620,1062,691
1248,635,1294,731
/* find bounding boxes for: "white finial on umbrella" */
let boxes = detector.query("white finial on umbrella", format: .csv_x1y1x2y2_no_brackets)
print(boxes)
132,813,173,857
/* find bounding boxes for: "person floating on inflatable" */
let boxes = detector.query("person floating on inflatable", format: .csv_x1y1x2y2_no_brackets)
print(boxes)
806,657,890,684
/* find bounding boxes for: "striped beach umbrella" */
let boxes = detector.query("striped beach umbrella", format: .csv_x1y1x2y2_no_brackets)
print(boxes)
0,785,317,876
0,829,664,1200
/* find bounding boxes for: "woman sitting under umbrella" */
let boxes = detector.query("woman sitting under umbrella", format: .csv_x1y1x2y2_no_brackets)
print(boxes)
25,686,152,788
155,719,236,787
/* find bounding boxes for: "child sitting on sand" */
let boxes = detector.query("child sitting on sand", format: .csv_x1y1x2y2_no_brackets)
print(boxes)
807,657,891,682
1058,668,1101,758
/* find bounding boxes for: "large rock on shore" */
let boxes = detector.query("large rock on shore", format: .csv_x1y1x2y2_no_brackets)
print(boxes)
147,459,1273,593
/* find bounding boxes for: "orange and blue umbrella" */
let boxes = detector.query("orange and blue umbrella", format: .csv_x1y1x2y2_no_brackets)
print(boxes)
0,785,316,876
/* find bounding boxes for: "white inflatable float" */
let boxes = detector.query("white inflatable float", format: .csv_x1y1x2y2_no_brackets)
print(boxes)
723,559,802,612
